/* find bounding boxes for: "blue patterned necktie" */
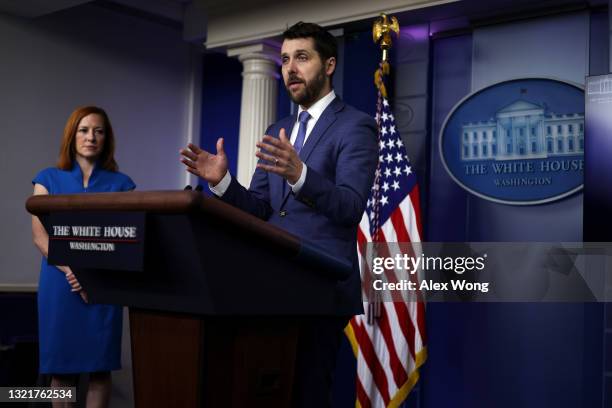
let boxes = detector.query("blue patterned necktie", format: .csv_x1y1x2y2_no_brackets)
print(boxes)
293,111,311,154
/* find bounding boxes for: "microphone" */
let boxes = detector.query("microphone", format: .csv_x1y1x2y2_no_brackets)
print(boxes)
184,185,193,190
195,185,203,192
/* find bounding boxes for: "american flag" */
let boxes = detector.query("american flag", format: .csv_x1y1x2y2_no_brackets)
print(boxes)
345,62,427,408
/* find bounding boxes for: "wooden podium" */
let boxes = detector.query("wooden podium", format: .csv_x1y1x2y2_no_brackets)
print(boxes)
26,191,350,408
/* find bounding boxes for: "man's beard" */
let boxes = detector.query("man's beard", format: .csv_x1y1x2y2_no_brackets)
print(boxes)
285,67,327,107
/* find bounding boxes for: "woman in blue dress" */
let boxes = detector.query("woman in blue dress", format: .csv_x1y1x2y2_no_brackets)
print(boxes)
31,106,135,408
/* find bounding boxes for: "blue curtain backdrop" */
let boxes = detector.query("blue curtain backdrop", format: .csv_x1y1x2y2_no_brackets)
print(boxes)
200,52,242,190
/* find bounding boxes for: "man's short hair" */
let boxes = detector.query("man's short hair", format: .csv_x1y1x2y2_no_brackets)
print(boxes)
282,22,337,62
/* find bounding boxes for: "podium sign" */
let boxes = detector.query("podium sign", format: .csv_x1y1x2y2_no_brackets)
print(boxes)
47,211,145,271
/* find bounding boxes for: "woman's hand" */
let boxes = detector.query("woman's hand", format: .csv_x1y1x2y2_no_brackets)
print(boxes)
65,270,82,292
62,267,89,303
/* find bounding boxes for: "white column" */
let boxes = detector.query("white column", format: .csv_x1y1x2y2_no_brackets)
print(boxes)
227,43,280,186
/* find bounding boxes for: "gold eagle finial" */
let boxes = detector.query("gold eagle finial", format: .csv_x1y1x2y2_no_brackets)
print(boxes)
373,13,400,62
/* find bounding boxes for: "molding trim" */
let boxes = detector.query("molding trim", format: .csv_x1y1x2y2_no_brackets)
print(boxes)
205,0,459,49
0,284,38,293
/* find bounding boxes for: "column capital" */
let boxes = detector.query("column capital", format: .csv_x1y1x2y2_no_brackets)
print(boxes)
227,42,281,65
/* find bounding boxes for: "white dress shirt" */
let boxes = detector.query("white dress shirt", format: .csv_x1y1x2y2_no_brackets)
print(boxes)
210,89,337,196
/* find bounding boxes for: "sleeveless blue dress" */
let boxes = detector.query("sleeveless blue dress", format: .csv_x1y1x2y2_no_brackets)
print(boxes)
33,164,135,374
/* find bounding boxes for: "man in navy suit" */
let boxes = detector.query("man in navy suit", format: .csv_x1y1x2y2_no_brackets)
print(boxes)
181,22,378,407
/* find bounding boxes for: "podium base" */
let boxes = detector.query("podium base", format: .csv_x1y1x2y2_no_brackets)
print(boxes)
129,309,298,408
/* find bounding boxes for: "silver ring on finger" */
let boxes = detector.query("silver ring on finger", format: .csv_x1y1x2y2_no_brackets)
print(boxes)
274,158,279,166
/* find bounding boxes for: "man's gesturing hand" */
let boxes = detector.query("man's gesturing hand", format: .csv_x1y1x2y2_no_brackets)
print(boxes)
256,128,303,184
180,138,228,185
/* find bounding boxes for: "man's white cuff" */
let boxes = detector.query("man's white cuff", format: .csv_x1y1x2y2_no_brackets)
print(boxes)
208,171,231,196
288,164,307,194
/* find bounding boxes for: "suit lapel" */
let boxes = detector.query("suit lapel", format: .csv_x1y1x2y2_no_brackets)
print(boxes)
298,97,342,163
280,97,344,205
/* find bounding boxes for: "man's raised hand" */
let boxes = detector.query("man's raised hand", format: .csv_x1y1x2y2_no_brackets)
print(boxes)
255,128,303,184
180,138,228,185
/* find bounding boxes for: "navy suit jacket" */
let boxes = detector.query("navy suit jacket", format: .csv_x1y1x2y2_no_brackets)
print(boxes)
222,96,378,315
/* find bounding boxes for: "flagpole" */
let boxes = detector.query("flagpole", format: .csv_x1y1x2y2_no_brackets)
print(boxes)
368,14,401,325
371,12,400,235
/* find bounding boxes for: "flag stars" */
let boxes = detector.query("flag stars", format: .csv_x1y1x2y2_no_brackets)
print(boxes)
374,169,381,178
370,96,419,229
